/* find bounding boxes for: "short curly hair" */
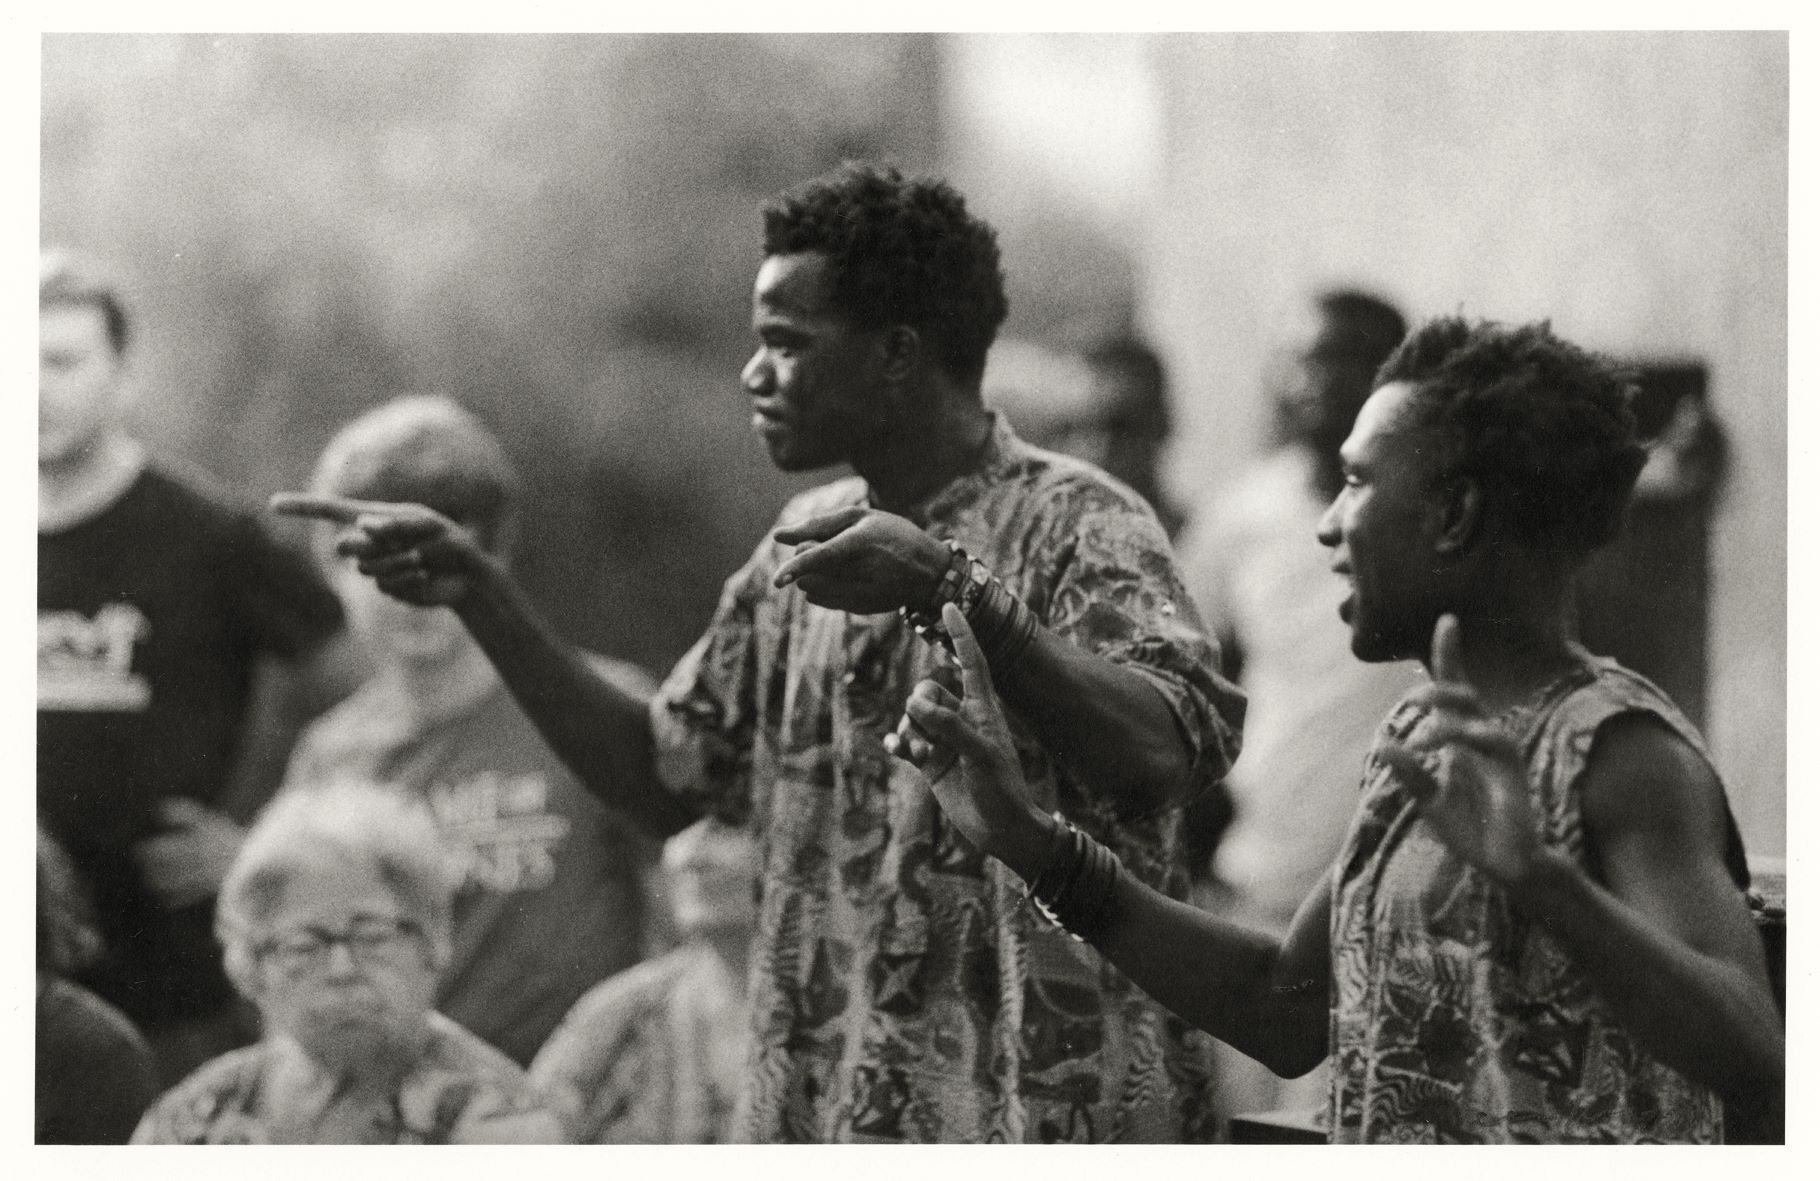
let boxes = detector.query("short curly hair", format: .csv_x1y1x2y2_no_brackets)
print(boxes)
762,162,1009,384
1377,317,1647,555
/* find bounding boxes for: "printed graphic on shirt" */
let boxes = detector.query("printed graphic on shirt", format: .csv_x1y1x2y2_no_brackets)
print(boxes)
38,603,152,712
426,771,572,894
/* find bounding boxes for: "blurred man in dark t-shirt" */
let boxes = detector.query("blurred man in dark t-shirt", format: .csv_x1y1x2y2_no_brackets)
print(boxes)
37,251,352,1083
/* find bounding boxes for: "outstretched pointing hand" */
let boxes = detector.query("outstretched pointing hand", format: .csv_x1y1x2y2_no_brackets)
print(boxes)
1379,613,1540,885
891,604,1045,870
270,492,483,607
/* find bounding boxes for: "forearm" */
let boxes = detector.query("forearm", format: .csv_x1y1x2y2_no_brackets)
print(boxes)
456,562,695,839
1511,850,1784,1109
993,629,1193,810
995,814,1327,1076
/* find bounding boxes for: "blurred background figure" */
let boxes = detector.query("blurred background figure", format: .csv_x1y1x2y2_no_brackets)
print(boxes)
133,782,564,1144
281,395,661,1067
983,333,1185,536
37,827,159,1144
1174,289,1421,1126
38,249,354,1086
531,818,758,1144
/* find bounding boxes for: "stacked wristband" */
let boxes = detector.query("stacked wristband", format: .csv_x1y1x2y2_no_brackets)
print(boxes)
902,538,1039,669
1024,813,1122,944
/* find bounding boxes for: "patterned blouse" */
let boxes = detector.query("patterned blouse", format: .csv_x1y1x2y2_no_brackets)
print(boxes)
131,1013,563,1144
1329,659,1738,1143
650,416,1243,1143
530,944,749,1143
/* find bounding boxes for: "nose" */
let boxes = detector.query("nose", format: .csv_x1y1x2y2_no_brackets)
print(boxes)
320,940,363,980
741,350,771,396
1315,492,1343,548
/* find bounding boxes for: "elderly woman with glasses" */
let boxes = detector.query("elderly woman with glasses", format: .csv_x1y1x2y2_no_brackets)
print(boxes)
132,781,563,1143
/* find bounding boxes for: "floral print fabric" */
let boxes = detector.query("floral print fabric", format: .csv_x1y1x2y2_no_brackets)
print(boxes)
131,1013,559,1144
1329,659,1729,1143
650,416,1242,1143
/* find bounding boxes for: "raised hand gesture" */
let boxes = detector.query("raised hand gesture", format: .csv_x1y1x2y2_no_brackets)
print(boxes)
1380,614,1541,887
889,604,1051,878
772,506,951,616
270,492,486,608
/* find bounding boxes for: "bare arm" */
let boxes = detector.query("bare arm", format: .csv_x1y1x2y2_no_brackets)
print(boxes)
901,603,1331,1076
270,493,695,839
775,506,1213,810
1382,618,1783,1134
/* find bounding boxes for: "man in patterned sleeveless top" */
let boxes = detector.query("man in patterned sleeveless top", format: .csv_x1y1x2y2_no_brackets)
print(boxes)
898,317,1783,1143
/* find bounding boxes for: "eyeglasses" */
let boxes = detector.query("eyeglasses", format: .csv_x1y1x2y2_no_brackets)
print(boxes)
253,916,427,972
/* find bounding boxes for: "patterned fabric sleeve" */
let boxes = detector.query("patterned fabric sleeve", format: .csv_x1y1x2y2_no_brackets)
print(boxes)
648,538,779,825
1034,477,1246,809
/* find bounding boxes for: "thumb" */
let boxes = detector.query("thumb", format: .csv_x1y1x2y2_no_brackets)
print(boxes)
941,603,995,702
773,505,867,546
1430,613,1469,687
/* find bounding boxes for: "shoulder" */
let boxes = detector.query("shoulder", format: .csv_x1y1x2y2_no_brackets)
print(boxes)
133,462,256,532
537,951,694,1061
286,679,395,772
134,1044,272,1143
424,1012,531,1082
414,1015,562,1143
1542,663,1742,882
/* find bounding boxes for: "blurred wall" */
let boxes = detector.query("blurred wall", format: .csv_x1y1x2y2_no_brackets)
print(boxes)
1144,32,1786,855
41,33,943,673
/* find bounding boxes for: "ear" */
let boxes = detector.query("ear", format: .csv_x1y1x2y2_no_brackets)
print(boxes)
222,941,264,1004
1432,474,1484,556
878,325,921,386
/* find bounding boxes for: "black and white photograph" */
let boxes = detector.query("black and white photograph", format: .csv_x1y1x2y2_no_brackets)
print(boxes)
25,8,1798,1158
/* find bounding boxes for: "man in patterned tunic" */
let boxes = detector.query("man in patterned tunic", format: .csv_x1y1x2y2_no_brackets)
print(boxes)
275,162,1244,1142
899,317,1784,1143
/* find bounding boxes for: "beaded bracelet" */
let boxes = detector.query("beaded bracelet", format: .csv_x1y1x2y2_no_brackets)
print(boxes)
901,538,1038,669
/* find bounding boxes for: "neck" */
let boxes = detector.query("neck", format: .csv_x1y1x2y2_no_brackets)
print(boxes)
851,389,992,516
39,434,144,531
378,637,500,726
1436,565,1585,708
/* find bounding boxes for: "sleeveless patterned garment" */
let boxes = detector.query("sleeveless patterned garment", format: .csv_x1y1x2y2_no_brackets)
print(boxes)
1329,658,1731,1143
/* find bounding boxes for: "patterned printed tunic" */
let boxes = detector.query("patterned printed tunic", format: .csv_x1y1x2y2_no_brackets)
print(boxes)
1330,659,1735,1143
131,1013,562,1144
651,416,1243,1143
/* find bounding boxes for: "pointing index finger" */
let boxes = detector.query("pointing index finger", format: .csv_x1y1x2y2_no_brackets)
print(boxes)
269,491,403,525
941,603,994,700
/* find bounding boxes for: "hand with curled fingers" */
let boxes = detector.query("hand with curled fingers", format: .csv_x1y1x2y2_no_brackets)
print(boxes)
772,505,952,616
1378,614,1541,887
270,492,487,608
887,603,1052,877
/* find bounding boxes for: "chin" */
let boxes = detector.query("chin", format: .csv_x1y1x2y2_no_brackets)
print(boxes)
291,1005,428,1074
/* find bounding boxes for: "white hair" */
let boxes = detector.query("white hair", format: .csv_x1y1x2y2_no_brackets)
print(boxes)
218,781,461,979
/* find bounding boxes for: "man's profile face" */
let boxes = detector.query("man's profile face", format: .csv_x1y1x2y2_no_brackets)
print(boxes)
741,252,891,473
39,303,125,467
1316,381,1449,662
